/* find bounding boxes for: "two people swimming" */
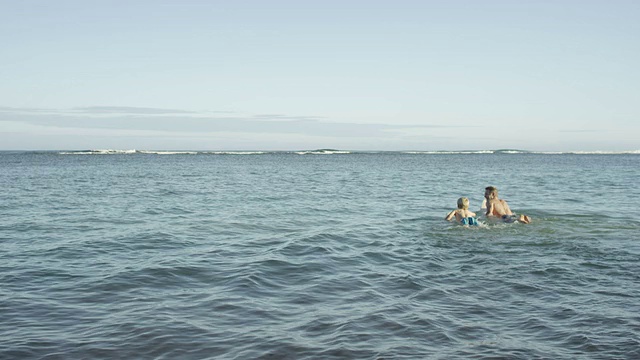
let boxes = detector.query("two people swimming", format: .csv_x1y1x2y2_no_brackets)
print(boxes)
446,186,531,225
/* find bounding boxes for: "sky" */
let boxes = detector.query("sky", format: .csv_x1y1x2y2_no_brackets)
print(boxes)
1,0,639,151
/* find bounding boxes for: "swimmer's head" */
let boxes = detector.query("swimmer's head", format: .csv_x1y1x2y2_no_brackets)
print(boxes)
457,197,470,209
485,186,498,199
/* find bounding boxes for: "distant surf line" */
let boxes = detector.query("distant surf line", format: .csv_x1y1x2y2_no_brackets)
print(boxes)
55,149,640,156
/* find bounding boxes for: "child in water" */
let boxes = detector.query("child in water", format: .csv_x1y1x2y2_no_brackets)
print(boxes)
445,197,478,226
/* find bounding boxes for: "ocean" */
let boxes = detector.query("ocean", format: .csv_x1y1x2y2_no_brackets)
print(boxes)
1,150,639,359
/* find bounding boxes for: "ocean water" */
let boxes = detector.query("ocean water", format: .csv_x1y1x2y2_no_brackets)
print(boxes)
1,150,639,359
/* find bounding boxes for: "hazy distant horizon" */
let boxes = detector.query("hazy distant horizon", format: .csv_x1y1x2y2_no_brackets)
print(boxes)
1,105,638,152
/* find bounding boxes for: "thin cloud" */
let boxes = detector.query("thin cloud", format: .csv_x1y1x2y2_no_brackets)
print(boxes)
559,129,601,133
1,106,463,139
73,106,197,115
252,114,326,121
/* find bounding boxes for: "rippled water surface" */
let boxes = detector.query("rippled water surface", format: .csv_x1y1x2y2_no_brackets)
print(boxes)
1,152,639,359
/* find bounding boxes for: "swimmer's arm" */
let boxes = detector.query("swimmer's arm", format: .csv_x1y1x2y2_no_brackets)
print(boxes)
468,210,476,217
485,202,495,217
502,200,513,215
445,210,456,221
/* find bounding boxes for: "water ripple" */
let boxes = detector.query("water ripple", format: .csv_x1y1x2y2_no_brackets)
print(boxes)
2,153,640,359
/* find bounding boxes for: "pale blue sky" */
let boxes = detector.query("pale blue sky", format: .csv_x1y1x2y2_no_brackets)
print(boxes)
1,0,638,151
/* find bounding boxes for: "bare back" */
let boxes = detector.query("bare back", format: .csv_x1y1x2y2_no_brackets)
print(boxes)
486,199,513,217
446,208,477,222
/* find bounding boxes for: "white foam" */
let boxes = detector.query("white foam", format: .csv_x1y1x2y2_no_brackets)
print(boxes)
56,149,640,156
59,149,138,155
295,150,352,155
138,151,198,155
404,150,495,154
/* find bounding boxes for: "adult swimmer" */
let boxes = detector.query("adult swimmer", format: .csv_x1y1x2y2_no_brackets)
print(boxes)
483,186,531,224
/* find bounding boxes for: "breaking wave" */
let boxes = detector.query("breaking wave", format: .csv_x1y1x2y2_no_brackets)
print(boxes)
56,149,640,156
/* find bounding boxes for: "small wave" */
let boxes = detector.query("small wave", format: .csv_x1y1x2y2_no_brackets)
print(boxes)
55,149,640,156
59,149,139,155
138,150,198,155
60,149,199,155
295,149,351,155
497,150,527,154
405,149,640,155
58,150,264,155
404,150,495,155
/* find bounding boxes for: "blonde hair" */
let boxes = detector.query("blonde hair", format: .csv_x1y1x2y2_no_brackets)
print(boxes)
457,197,470,209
